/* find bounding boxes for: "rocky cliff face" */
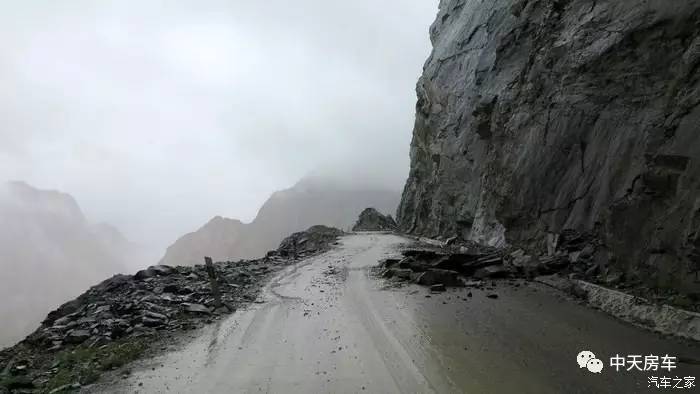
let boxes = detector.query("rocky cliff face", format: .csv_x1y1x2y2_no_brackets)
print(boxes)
398,0,700,294
160,176,400,265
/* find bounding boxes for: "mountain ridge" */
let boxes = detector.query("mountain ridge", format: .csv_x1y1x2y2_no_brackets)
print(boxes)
159,176,400,266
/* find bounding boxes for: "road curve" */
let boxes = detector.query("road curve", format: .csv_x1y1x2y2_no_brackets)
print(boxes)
107,233,700,394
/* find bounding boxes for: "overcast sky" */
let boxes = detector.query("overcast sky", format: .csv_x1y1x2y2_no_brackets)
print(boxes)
0,0,437,257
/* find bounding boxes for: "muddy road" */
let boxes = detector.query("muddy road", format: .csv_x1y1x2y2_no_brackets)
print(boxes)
108,234,700,393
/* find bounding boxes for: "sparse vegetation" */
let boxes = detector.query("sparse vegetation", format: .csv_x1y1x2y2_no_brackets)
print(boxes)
43,339,148,392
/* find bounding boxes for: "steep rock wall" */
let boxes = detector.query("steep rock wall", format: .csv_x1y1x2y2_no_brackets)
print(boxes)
398,0,700,293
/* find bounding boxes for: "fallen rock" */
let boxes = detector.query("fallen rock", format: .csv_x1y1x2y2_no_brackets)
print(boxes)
381,258,401,268
444,236,459,246
584,264,600,278
143,311,168,323
604,270,624,286
434,253,482,272
277,225,344,257
149,265,176,276
352,208,397,231
141,317,165,328
382,268,413,280
133,269,156,281
48,383,81,394
401,249,442,260
474,265,509,279
182,303,210,315
540,256,570,272
430,284,446,292
64,329,90,345
416,269,464,287
458,255,504,277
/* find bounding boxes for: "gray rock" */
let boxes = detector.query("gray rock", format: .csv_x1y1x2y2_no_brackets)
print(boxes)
382,268,413,280
604,270,624,286
580,245,596,260
49,383,81,394
444,236,459,246
64,329,90,344
584,264,600,278
510,253,538,272
53,316,72,327
396,0,700,295
134,268,156,281
463,280,484,288
381,258,401,268
352,208,397,232
182,303,210,314
416,269,464,287
568,251,582,264
142,317,165,328
540,256,570,272
149,265,176,276
474,265,509,279
277,225,344,257
430,284,446,292
143,311,168,322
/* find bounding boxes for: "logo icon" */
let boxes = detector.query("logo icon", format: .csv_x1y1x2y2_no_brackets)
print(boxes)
586,358,604,373
577,350,604,374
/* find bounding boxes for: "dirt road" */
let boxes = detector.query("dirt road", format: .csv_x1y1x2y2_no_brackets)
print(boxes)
110,233,700,393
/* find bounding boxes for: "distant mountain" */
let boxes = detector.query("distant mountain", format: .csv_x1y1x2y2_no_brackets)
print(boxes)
158,216,248,266
159,176,400,266
0,181,131,348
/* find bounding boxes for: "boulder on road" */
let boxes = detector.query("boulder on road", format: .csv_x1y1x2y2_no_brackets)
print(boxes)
277,225,344,257
352,208,397,232
416,269,464,287
382,268,413,280
474,265,509,279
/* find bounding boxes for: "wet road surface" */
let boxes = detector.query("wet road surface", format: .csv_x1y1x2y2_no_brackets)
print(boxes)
111,233,700,393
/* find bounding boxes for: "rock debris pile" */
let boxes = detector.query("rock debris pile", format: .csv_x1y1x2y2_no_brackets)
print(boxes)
277,225,344,257
352,208,397,232
382,232,700,311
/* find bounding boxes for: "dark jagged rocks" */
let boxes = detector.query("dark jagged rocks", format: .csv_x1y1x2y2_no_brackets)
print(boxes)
397,0,700,296
352,208,397,232
381,234,700,312
0,225,343,393
276,225,344,258
0,259,280,393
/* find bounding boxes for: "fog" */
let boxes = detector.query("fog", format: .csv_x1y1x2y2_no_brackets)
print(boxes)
0,181,137,347
0,1,436,264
